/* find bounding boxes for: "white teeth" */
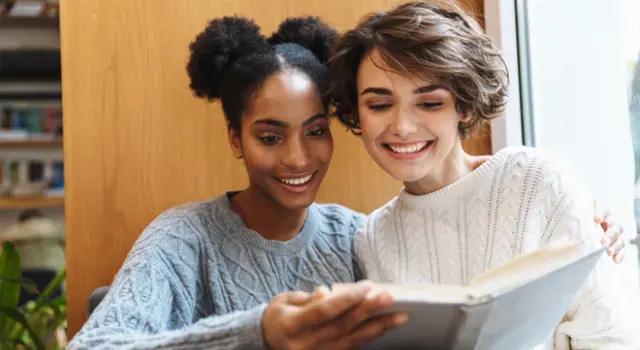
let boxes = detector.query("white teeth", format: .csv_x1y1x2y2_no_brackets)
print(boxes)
388,142,429,154
277,174,313,186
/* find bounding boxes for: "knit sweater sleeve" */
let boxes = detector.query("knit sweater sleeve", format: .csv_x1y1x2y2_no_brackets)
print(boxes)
67,213,267,350
353,206,391,283
536,152,639,349
348,212,367,282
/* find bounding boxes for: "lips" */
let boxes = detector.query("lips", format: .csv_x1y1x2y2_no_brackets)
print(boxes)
274,174,314,186
386,141,430,154
273,171,318,193
382,141,433,160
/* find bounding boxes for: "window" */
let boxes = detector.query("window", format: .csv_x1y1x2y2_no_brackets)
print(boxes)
486,0,640,239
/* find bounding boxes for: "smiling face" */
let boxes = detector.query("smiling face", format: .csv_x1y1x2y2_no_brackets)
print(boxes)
229,69,333,211
356,49,465,187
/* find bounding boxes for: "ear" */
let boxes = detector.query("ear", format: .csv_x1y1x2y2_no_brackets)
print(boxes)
227,125,243,159
459,112,471,123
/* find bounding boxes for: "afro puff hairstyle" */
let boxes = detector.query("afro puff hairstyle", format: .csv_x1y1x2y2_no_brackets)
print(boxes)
187,16,338,131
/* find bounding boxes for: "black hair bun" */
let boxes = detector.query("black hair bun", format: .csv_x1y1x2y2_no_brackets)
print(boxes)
268,16,338,64
187,16,270,100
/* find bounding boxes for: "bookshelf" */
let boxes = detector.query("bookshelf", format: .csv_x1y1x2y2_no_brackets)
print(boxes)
0,195,63,209
0,138,62,148
0,16,58,28
0,2,63,210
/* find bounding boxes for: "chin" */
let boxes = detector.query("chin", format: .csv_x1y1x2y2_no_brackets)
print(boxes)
275,193,316,211
389,170,427,183
376,160,429,184
267,180,320,211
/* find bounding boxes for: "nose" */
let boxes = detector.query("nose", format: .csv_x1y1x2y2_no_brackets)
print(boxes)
389,107,417,138
281,136,311,170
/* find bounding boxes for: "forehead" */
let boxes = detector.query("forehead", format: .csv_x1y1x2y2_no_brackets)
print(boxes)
246,70,323,116
356,48,439,90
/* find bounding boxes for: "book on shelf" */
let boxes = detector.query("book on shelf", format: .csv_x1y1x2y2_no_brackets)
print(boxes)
0,158,63,198
0,103,61,141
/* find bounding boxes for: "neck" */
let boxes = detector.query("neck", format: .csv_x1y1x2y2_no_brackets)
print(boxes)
230,186,308,241
404,140,487,196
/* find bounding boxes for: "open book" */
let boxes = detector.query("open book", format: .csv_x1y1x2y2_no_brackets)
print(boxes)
333,243,607,350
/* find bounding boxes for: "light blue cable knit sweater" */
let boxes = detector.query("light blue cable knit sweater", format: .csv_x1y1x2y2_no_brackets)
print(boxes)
68,192,365,350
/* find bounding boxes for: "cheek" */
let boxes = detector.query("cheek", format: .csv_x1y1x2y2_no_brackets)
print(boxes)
310,136,334,164
428,112,461,140
240,138,274,177
358,111,382,145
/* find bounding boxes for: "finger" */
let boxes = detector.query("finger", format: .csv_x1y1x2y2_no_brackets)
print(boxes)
312,286,332,302
614,249,627,264
602,222,623,251
597,209,611,229
332,312,409,349
607,235,627,256
339,289,396,333
601,210,616,232
601,225,622,247
284,291,313,306
309,290,396,342
605,222,622,240
293,282,373,327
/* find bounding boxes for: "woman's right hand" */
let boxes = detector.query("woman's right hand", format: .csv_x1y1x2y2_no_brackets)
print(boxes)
262,280,407,350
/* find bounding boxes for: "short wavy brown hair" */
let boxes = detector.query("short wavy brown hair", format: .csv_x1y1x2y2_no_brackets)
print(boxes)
328,1,509,138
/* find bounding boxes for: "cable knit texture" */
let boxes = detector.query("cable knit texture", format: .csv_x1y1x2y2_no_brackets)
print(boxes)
68,193,365,350
355,146,639,349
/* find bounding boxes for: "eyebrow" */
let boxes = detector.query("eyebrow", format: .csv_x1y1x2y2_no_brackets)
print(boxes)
303,113,328,126
360,84,447,96
360,87,392,96
252,113,328,128
414,84,447,94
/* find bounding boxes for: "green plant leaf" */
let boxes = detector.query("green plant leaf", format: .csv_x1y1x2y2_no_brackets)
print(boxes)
0,242,21,307
0,276,39,295
33,269,65,312
0,307,44,350
35,295,66,320
0,242,21,339
0,337,27,350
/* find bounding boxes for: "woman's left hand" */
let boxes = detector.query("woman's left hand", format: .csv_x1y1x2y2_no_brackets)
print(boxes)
594,206,627,264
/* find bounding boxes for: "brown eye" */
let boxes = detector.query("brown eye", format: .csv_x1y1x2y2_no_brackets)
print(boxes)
369,103,391,111
418,102,443,109
307,128,328,137
259,135,281,145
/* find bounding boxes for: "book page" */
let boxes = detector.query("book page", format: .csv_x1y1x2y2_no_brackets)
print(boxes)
333,283,471,304
333,243,587,303
468,242,583,296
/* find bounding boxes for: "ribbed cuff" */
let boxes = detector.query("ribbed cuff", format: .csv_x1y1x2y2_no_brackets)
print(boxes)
239,303,268,349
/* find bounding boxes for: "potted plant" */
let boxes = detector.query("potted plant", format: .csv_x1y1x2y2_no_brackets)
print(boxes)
0,241,66,350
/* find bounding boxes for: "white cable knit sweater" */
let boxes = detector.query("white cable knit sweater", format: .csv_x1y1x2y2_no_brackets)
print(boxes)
355,146,639,349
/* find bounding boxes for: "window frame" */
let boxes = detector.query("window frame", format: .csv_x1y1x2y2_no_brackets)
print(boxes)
483,0,526,152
